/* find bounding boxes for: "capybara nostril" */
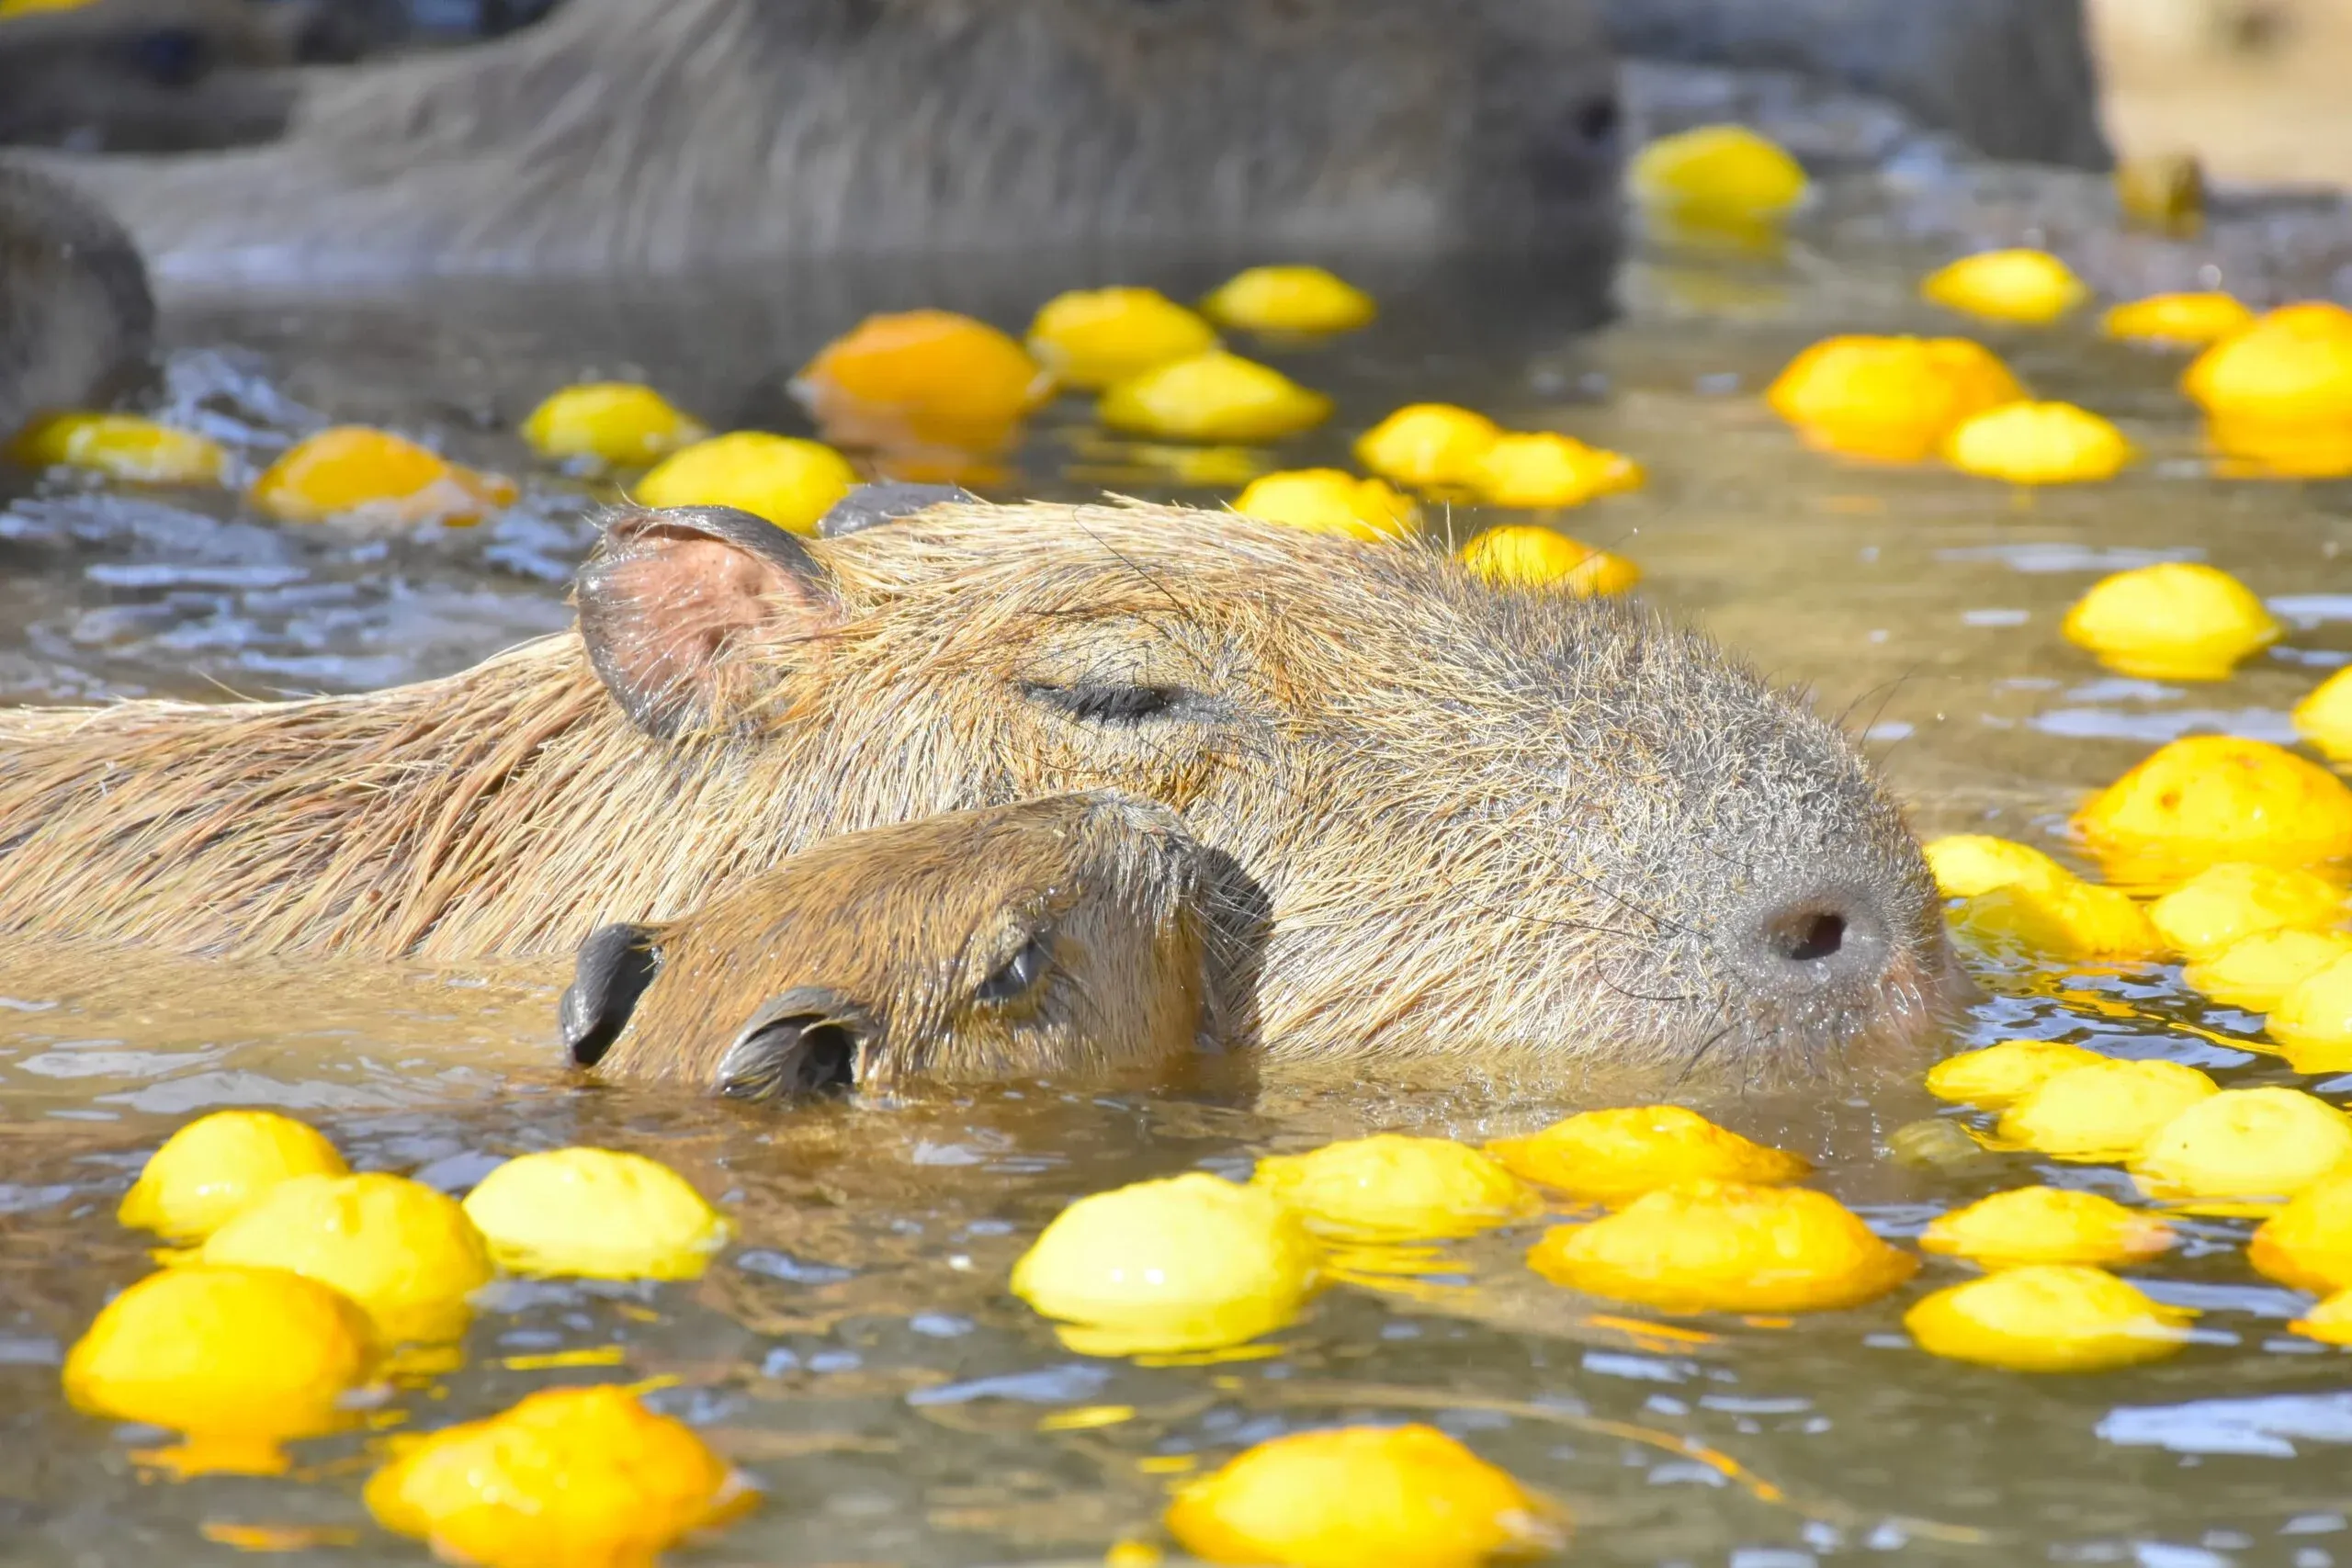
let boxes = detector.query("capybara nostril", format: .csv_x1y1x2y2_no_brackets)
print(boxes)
717,988,871,1100
1745,886,1894,993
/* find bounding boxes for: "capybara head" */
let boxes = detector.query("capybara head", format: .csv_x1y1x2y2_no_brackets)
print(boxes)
0,0,297,152
561,793,1218,1097
0,163,153,440
570,499,1957,1086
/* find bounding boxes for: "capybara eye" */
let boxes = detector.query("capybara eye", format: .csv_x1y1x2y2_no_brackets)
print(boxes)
1574,96,1622,149
127,28,209,89
1023,681,1184,726
976,934,1051,1005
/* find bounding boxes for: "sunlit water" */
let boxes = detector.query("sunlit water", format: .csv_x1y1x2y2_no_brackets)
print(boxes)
5,224,2352,1567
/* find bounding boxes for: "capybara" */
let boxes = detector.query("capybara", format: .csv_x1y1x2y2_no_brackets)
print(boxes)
0,0,301,152
563,793,1217,1097
28,0,1625,281
0,163,153,442
0,497,1958,1084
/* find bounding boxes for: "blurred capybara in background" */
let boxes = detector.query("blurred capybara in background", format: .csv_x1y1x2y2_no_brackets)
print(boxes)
0,0,305,152
564,794,1219,1098
0,497,1959,1086
0,164,153,442
27,0,1626,281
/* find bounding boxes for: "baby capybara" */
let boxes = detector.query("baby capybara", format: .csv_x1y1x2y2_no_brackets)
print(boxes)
0,497,1959,1086
563,794,1216,1097
0,163,152,442
29,0,1624,280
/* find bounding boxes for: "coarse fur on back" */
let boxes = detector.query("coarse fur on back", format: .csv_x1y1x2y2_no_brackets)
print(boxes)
0,162,153,438
27,0,1624,281
0,498,1956,1084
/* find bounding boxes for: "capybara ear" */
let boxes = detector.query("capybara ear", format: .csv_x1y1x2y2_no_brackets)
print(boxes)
560,921,663,1068
715,987,869,1100
819,482,977,538
577,505,840,738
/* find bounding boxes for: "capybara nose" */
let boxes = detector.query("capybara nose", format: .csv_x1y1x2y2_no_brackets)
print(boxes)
714,987,872,1100
1736,880,1898,999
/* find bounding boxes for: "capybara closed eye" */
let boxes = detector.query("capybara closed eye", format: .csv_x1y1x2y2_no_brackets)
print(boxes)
562,793,1216,1095
0,494,1961,1085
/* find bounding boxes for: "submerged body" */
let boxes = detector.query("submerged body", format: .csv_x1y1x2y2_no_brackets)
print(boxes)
565,794,1217,1096
0,498,1955,1082
0,163,153,441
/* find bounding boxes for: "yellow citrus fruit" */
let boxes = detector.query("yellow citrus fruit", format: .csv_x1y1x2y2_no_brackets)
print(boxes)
64,1265,377,1472
1995,1058,2219,1162
1923,1040,2108,1110
1354,403,1503,488
2075,735,2352,885
1920,1186,2175,1269
7,412,229,485
633,432,857,535
1920,249,2088,326
1165,1424,1565,1568
1921,835,2075,899
2251,1169,2352,1293
2182,928,2352,1011
461,1148,729,1281
1026,288,1218,390
1009,1173,1319,1357
1905,1265,2191,1372
365,1385,752,1568
2132,1087,2352,1201
2207,413,2352,479
1250,1135,1541,1244
1469,433,1644,508
252,426,515,527
196,1172,492,1344
2146,862,2340,959
2061,562,2279,682
1525,1179,1915,1314
1487,1105,1810,1206
1099,352,1333,444
1942,400,2132,484
2290,1288,2352,1347
1457,525,1639,595
2101,292,2256,348
1200,265,1376,335
1951,879,2163,961
1233,468,1419,542
2293,666,2352,763
1766,335,2025,462
795,310,1053,452
1629,124,1807,223
2184,301,2352,423
118,1110,349,1242
521,383,708,468
2268,953,2352,1070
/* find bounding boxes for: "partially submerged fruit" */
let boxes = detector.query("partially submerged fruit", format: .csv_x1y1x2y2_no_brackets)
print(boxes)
1457,525,1639,595
794,310,1053,452
1468,433,1644,508
1353,403,1502,489
2290,1289,2352,1348
251,426,515,527
2184,301,2352,424
1200,265,1376,335
460,1148,729,1281
1922,835,2075,899
2292,666,2352,763
1010,1173,1319,1357
2182,929,2352,1011
1951,879,2163,962
1487,1106,1809,1207
2061,563,2279,682
2250,1169,2352,1293
2101,292,2254,348
1923,1040,2108,1111
2132,1087,2352,1202
520,382,708,469
1920,250,2088,326
8,412,229,485
1943,401,2132,485
1629,124,1807,226
2268,953,2352,1068
119,1111,349,1243
633,432,858,535
1766,335,2024,462
365,1385,753,1568
2075,736,2352,884
1905,1265,2191,1372
1026,287,1218,390
1233,469,1418,542
2145,862,2339,959
1250,1135,1540,1244
1165,1425,1565,1568
1099,352,1333,444
1920,1186,2175,1270
1995,1058,2219,1162
1525,1180,1915,1313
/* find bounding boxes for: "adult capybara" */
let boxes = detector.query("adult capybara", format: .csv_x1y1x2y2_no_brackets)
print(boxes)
0,164,153,442
0,497,1958,1084
563,793,1218,1097
29,0,1625,281
0,0,301,152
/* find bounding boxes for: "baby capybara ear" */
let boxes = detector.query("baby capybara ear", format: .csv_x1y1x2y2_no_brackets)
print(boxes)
818,482,976,538
560,921,664,1067
576,505,841,738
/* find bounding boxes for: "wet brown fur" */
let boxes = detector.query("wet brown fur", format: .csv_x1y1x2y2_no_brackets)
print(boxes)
594,794,1214,1093
0,499,1954,1083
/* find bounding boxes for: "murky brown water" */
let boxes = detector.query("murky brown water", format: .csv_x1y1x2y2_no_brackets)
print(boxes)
6,229,2352,1567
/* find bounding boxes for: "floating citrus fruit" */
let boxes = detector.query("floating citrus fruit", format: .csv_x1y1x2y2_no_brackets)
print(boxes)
252,426,515,526
1251,1135,1540,1244
2061,563,2278,682
1921,835,2075,899
1354,403,1502,488
1166,1424,1565,1568
1920,250,2087,326
1951,878,2163,961
2292,666,2352,763
2146,862,2338,958
1487,1106,1809,1207
2251,1169,2352,1293
1905,1265,2191,1372
2132,1087,2352,1202
1010,1173,1319,1357
795,310,1052,452
2101,293,2256,348
8,412,229,485
1944,401,2132,484
1458,525,1639,595
633,432,857,535
1469,433,1644,508
119,1110,350,1243
461,1148,729,1281
197,1172,492,1344
521,382,707,469
1526,1180,1914,1314
366,1385,753,1568
1026,288,1218,390
1995,1058,2218,1162
2075,736,2352,884
1920,1186,2175,1270
1923,1040,2108,1110
1099,352,1333,444
2183,928,2352,1011
2184,301,2352,424
2290,1289,2352,1347
2268,953,2352,1069
1629,124,1807,225
1233,469,1418,542
1766,335,2024,462
1201,266,1376,335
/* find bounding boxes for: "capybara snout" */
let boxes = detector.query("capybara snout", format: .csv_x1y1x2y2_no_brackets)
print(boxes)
560,794,1218,1096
